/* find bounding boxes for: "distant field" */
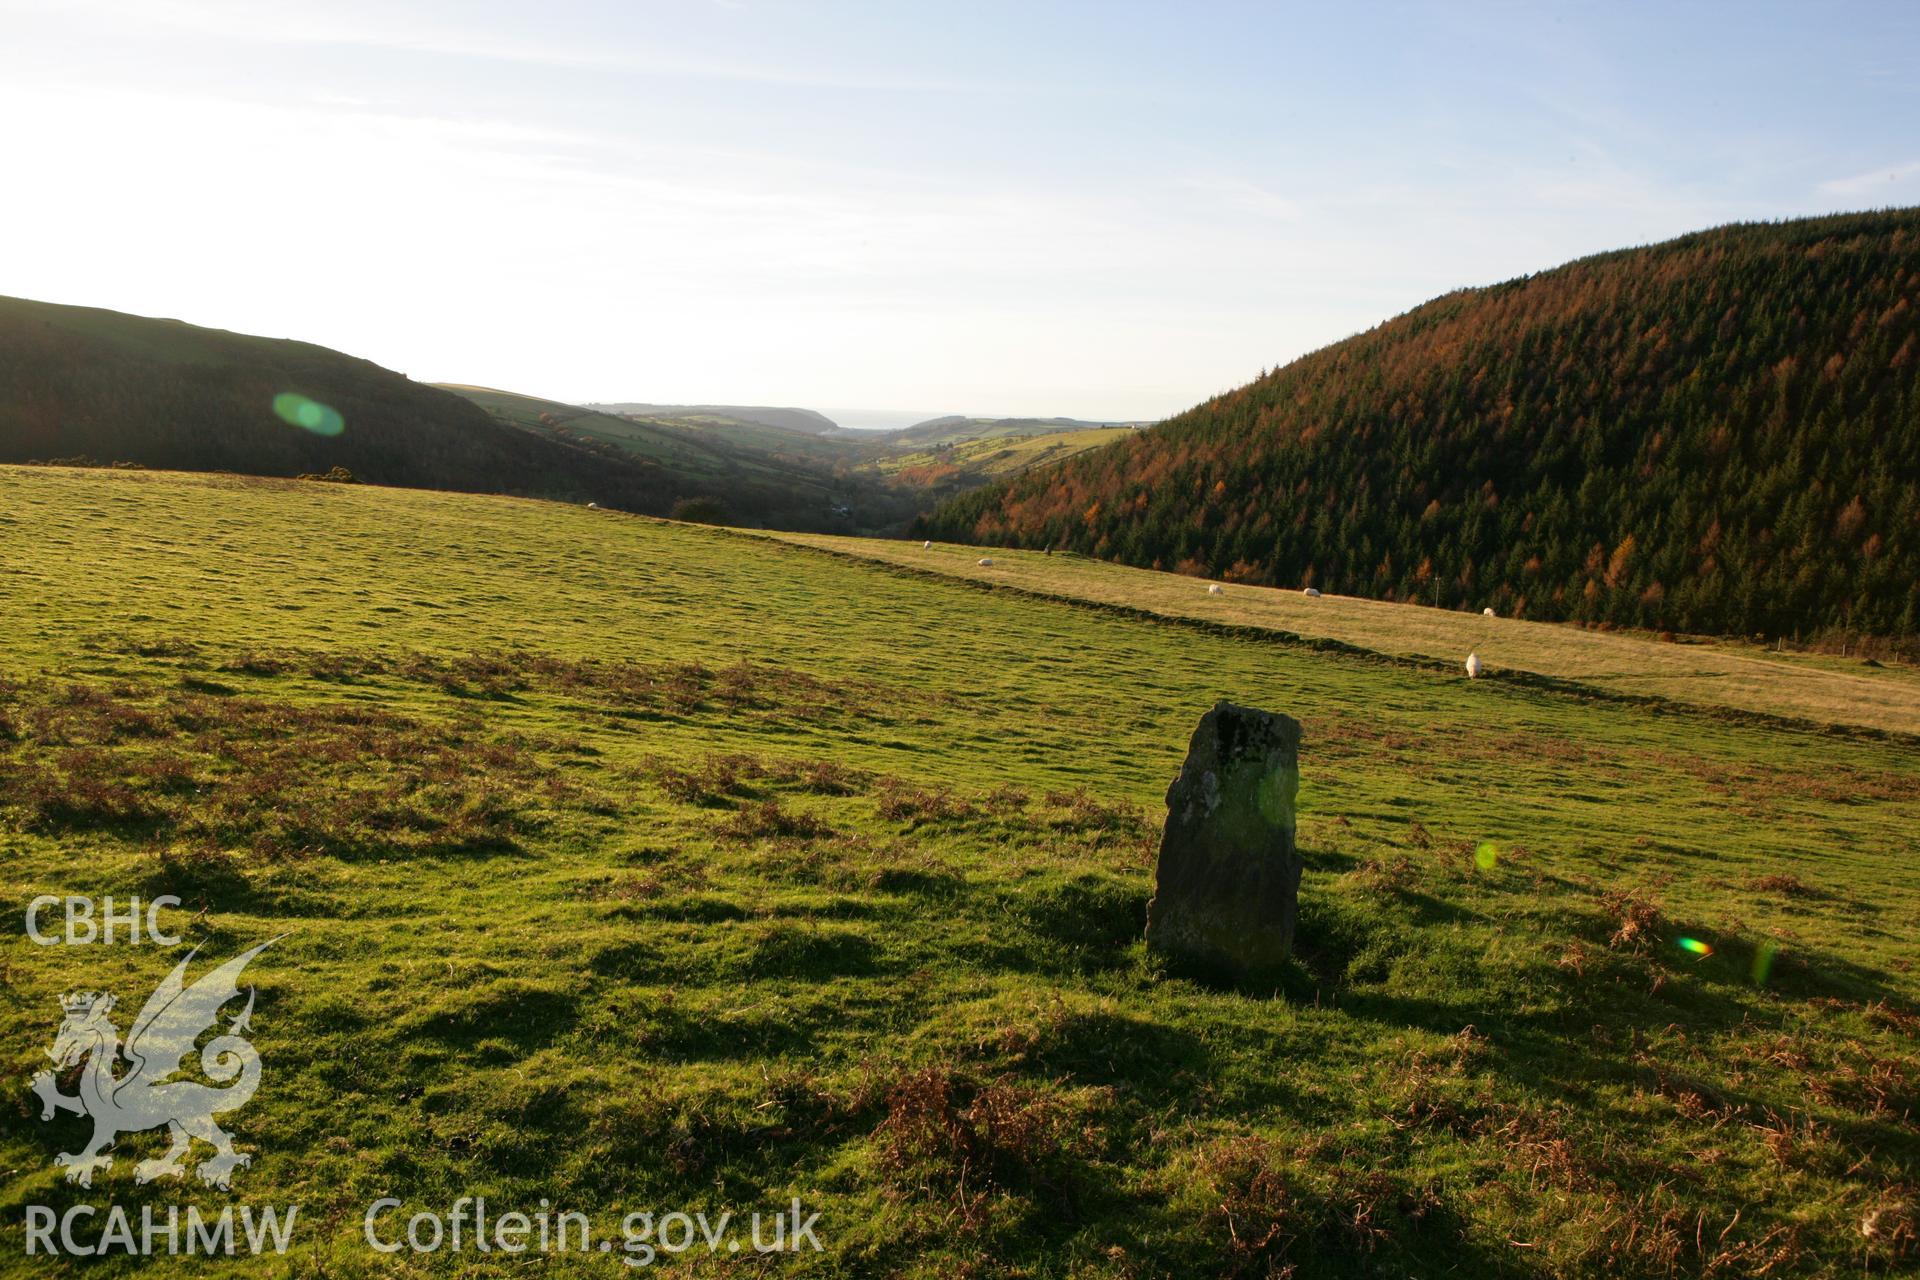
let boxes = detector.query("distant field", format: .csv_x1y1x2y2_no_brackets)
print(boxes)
762,533,1920,738
868,427,1134,485
2,467,1915,1278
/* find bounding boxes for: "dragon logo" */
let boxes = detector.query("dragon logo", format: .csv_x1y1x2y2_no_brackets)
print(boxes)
30,940,276,1189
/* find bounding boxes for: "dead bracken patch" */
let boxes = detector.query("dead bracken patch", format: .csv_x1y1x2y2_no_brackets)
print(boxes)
641,751,874,806
1599,886,1666,952
875,1066,1083,1231
1862,1195,1916,1264
1383,1028,1491,1134
1192,1134,1445,1275
1196,1135,1312,1274
114,638,910,726
1639,746,1920,806
979,783,1032,814
1824,1048,1918,1123
1749,1108,1839,1172
1349,853,1417,892
1564,1188,1804,1277
0,677,563,861
875,780,979,825
715,799,838,842
1863,999,1920,1036
1556,940,1597,977
1743,871,1819,897
1472,1103,1595,1192
1040,787,1151,837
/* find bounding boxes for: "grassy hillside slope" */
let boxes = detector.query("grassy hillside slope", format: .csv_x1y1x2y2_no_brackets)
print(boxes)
762,533,1920,737
0,296,680,513
437,384,751,473
439,384,909,529
928,209,1920,643
1,466,1915,1278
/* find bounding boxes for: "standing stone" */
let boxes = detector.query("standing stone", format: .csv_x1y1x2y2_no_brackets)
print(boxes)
1145,701,1302,976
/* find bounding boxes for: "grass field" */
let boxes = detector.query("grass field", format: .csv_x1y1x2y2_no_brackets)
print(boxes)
762,534,1920,739
1,466,1916,1277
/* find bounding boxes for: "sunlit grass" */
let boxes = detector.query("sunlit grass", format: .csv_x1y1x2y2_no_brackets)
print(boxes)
763,531,1920,737
0,466,1914,1277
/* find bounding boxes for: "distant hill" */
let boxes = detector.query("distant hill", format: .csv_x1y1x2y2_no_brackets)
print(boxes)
0,295,685,513
585,403,839,435
440,384,914,529
491,393,1149,511
0,290,1148,533
928,209,1920,641
883,415,1142,447
438,385,734,469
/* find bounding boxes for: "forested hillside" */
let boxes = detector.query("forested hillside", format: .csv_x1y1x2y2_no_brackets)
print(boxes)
926,210,1920,640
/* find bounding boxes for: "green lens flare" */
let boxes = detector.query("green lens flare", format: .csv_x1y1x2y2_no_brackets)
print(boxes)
1473,841,1498,871
273,392,344,437
1750,940,1779,985
1677,936,1712,957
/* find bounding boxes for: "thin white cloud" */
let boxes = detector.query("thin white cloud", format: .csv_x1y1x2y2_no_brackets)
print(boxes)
1175,176,1305,221
1820,160,1920,197
2,0,1906,417
2,0,1007,93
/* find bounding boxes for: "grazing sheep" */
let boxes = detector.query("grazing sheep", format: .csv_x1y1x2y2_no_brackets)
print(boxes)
586,502,600,510
1207,583,1224,596
978,557,995,566
1303,587,1322,598
923,540,931,549
1465,652,1482,679
1483,607,1495,617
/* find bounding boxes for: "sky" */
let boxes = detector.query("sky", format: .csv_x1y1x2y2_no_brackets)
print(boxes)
2,1,1916,425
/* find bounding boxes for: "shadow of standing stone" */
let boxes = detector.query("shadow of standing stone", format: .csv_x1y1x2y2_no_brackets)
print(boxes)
1145,701,1302,978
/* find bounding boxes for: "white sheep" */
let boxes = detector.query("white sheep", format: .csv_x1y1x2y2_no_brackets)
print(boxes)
978,557,995,566
923,540,931,549
1465,652,1482,679
586,502,600,510
1207,583,1224,596
1483,607,1495,617
1303,587,1322,598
